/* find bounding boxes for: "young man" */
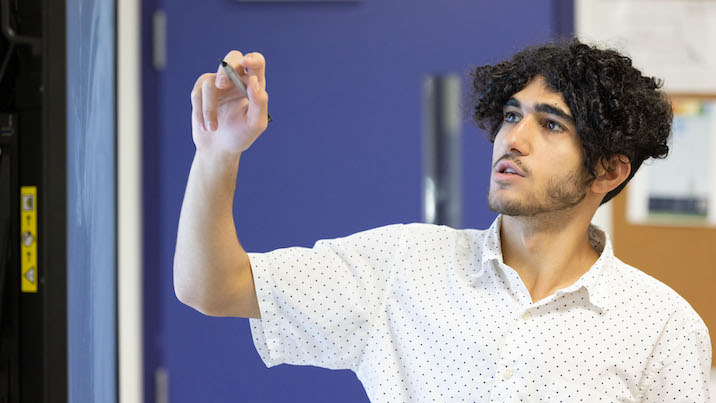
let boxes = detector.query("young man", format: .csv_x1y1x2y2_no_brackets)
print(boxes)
174,39,712,401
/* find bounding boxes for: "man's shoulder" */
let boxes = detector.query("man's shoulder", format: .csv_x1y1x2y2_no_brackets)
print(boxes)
608,258,708,331
400,222,492,250
402,222,489,238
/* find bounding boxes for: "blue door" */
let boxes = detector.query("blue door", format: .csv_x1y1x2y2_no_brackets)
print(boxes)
142,1,564,401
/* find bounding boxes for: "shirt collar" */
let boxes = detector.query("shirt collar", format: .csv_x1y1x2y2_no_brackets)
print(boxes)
473,214,614,313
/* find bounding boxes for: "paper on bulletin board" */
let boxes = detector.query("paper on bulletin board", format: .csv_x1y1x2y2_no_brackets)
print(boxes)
576,0,716,93
626,99,716,226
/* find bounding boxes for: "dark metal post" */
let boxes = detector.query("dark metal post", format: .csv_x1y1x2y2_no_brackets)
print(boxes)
422,75,462,227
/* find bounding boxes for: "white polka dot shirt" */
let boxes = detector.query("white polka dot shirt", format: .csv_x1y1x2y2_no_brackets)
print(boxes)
248,214,712,402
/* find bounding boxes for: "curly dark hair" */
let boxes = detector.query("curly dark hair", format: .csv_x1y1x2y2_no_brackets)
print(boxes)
469,38,673,205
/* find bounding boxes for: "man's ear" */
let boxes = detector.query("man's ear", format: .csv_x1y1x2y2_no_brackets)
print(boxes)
590,154,631,194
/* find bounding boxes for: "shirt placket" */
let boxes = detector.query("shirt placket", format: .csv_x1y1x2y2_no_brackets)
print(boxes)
489,262,558,402
487,302,537,402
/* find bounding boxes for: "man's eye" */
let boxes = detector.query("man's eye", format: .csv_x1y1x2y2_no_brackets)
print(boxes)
503,112,520,123
545,120,565,132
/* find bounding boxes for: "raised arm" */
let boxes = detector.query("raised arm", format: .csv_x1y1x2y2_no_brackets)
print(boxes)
173,50,269,319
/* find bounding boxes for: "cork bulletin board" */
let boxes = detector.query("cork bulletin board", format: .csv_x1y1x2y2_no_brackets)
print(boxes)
612,174,716,367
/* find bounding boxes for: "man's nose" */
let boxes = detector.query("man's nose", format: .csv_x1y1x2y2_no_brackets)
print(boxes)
504,116,533,155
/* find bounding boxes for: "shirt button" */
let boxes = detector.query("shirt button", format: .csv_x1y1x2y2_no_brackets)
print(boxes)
504,368,514,379
522,311,532,320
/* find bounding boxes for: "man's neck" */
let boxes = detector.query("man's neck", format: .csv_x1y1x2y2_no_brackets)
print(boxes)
500,212,601,304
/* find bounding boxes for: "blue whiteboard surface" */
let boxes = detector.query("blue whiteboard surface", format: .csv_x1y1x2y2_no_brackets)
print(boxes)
66,0,117,401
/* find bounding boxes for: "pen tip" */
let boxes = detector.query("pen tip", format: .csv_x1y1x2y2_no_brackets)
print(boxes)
220,59,227,66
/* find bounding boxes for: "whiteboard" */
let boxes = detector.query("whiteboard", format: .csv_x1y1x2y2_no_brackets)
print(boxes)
576,0,716,93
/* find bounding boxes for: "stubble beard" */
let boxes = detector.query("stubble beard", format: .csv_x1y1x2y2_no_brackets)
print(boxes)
488,168,594,217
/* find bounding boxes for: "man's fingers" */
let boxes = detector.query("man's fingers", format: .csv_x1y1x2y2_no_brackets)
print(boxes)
191,75,207,131
215,50,246,88
192,53,268,134
247,75,269,130
239,52,266,90
202,75,218,131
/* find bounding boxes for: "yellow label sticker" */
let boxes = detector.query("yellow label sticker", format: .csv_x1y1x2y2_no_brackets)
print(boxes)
20,186,37,293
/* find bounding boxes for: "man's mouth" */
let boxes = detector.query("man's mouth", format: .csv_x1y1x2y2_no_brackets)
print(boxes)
494,169,525,181
495,160,526,177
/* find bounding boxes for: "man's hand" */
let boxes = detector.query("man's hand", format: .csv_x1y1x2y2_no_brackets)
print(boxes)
190,50,269,156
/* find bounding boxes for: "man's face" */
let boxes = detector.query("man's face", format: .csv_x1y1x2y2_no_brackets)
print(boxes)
488,76,594,217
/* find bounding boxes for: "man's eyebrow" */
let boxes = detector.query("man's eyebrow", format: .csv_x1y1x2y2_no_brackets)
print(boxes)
504,98,520,108
503,97,575,125
535,103,575,125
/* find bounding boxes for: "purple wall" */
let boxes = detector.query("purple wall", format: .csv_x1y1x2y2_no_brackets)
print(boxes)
142,1,571,401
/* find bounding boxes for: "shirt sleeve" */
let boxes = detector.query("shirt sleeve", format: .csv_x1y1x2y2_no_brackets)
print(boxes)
247,223,406,371
641,327,713,402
